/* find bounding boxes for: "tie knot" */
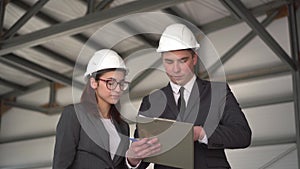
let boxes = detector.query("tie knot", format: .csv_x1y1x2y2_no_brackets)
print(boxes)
179,87,185,95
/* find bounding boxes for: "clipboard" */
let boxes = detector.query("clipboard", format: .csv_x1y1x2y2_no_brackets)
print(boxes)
137,116,194,169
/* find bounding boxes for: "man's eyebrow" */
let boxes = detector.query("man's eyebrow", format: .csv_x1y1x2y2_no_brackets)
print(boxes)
180,56,189,60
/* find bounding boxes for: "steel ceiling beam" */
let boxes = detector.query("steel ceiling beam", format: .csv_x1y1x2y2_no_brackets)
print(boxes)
0,54,84,89
11,0,95,46
201,10,279,79
0,0,6,38
226,64,290,84
117,21,158,48
9,0,100,59
0,77,27,92
3,100,63,115
32,45,85,71
0,80,48,99
222,0,297,71
3,0,49,39
258,145,296,169
288,2,300,168
166,0,293,34
241,95,293,109
4,0,289,100
86,0,96,14
96,0,114,11
202,0,293,34
2,66,292,116
0,0,187,56
0,57,49,80
116,21,161,90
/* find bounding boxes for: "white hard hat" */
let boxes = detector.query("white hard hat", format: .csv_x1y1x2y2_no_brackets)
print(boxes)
157,23,200,52
84,49,127,78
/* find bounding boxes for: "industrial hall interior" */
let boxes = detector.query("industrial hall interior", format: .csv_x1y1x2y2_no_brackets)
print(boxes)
0,0,299,169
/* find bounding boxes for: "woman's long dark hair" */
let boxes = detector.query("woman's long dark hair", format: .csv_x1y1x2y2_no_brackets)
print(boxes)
80,68,126,123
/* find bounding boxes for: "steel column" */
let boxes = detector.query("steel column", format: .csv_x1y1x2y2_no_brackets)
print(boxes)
86,0,95,14
0,0,6,38
288,2,300,168
96,0,113,11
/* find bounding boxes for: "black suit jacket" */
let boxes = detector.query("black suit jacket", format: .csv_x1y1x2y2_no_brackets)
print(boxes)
135,78,252,169
53,104,130,169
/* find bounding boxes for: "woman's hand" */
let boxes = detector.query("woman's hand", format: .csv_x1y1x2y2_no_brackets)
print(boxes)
126,138,161,166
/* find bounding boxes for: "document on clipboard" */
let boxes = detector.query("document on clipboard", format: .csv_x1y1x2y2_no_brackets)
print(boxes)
136,115,194,169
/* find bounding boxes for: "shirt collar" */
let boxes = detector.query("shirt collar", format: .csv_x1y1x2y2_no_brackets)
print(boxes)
170,75,196,94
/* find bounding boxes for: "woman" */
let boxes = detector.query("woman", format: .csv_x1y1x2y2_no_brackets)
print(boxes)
53,49,130,169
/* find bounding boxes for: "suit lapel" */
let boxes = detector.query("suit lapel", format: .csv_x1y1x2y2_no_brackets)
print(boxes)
163,84,180,120
182,78,208,123
75,104,113,166
111,120,129,164
75,104,110,149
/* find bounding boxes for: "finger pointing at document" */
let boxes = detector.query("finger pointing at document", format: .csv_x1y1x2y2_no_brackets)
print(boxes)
126,137,161,166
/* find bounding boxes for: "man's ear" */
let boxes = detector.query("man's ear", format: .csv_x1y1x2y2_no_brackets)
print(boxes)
192,53,198,66
90,78,98,89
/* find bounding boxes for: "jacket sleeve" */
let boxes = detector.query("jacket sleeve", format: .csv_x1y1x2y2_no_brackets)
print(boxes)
132,96,151,169
53,105,81,169
207,84,252,149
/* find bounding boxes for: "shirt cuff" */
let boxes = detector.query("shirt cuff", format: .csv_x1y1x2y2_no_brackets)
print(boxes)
126,157,141,169
198,134,208,144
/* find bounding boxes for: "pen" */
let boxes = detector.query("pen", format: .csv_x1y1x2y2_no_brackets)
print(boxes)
129,137,138,142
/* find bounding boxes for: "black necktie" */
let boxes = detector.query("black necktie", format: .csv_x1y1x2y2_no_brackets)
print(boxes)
178,87,186,114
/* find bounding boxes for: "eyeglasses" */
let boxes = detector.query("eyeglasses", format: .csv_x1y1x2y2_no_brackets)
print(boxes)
97,78,130,91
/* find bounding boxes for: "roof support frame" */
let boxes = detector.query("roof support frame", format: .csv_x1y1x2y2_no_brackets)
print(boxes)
0,0,7,38
201,9,279,79
0,0,296,117
0,77,27,92
0,54,84,89
3,0,49,39
48,82,56,107
222,0,297,71
167,0,294,34
95,0,114,11
2,64,293,114
288,2,300,168
0,0,187,56
86,0,96,14
258,145,297,169
226,64,290,84
3,100,63,115
1,80,49,99
1,0,290,100
10,0,98,47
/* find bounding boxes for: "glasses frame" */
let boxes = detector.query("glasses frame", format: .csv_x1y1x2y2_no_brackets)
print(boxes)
97,78,130,91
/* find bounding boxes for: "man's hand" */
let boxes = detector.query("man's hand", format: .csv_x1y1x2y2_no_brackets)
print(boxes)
193,126,206,141
126,138,161,166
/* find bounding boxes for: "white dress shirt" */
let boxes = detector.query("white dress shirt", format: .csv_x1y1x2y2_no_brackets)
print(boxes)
169,75,208,144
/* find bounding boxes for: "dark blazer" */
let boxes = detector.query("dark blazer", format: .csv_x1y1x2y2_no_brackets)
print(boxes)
135,78,252,169
53,104,130,169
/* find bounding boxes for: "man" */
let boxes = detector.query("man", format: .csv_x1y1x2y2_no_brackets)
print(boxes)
127,23,252,169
